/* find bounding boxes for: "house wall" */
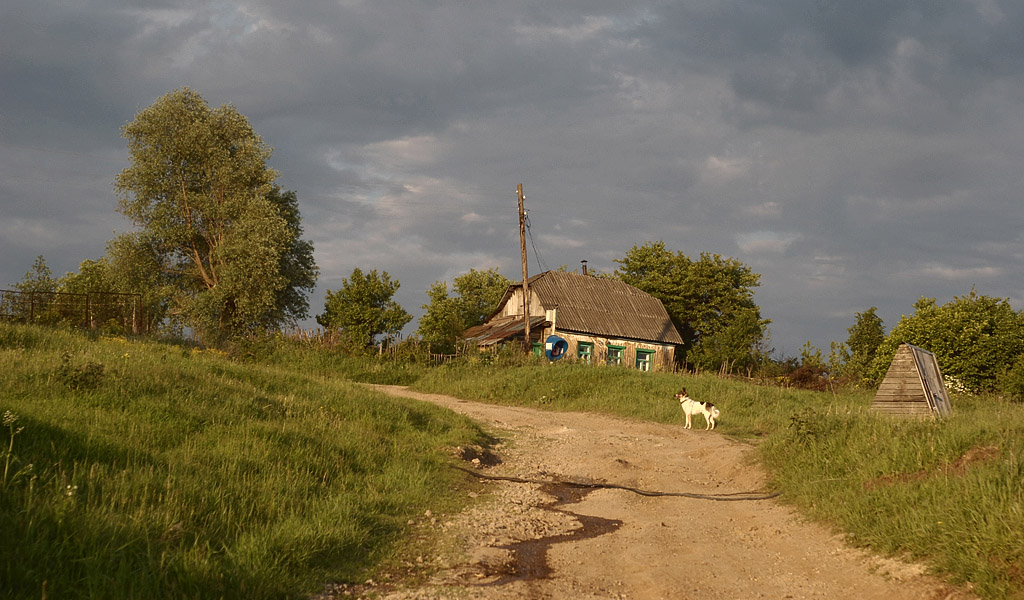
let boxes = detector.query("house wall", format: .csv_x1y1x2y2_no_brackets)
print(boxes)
497,288,677,372
546,328,675,372
498,288,545,319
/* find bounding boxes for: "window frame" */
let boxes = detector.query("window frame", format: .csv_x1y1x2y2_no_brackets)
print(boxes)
635,349,654,372
577,341,594,364
607,344,625,366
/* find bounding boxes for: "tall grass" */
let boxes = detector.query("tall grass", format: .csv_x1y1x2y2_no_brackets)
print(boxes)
761,396,1024,598
412,357,1024,599
0,324,489,599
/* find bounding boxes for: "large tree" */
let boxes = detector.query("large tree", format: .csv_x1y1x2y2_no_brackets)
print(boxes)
614,241,768,371
417,268,510,353
317,268,412,348
114,88,316,341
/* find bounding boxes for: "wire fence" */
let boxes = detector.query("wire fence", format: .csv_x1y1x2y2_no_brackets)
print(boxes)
283,327,463,363
0,290,147,334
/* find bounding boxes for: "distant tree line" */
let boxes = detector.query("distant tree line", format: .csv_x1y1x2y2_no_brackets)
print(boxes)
10,86,1024,399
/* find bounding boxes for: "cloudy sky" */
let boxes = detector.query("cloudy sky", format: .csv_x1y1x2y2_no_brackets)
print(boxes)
3,0,1023,356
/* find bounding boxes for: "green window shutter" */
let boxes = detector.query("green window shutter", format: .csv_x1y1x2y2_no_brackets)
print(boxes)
577,342,593,364
635,349,654,372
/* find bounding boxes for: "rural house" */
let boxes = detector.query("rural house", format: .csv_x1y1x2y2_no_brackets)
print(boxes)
462,270,683,372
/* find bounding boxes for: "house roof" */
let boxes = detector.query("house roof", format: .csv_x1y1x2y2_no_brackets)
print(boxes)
493,271,683,345
462,314,549,347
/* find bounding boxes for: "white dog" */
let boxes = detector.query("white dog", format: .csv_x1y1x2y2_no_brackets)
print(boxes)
675,388,719,430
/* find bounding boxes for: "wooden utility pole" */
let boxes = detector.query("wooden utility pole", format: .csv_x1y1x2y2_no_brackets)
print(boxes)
517,183,531,351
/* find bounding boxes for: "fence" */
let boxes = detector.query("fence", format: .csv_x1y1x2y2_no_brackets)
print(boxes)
0,289,147,334
284,327,464,363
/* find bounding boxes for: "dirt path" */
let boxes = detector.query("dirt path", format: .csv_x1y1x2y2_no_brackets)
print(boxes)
330,385,975,600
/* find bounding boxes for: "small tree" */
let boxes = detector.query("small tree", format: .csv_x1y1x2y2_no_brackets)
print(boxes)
13,255,57,295
5,256,59,323
417,268,510,353
317,268,412,348
417,281,464,354
844,307,884,382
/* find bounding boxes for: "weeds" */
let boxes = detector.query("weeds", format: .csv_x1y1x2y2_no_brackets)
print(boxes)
2,410,25,486
55,351,105,390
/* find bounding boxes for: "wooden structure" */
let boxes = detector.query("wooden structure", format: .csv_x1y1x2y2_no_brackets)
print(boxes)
871,343,952,417
462,270,683,372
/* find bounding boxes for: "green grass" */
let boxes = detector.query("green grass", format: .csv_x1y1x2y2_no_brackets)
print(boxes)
761,397,1024,599
410,356,836,435
5,327,1023,598
0,324,490,599
411,357,1024,599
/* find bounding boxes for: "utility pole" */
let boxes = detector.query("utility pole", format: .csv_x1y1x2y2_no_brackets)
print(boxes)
518,183,531,351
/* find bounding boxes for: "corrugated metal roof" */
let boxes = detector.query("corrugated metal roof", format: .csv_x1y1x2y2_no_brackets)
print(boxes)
462,315,550,346
492,271,683,345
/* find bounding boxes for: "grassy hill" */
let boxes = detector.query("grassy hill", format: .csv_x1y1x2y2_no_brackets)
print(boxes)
0,324,489,599
3,325,1023,599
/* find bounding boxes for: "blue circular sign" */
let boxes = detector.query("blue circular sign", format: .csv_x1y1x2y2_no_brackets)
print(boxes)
545,335,568,361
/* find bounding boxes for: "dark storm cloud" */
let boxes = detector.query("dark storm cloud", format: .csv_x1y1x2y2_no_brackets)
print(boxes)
2,0,1024,354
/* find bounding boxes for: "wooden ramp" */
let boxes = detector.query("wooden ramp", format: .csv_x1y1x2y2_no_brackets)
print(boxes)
871,343,953,417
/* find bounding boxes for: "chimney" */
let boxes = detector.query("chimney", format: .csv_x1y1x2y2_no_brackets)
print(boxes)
581,260,588,276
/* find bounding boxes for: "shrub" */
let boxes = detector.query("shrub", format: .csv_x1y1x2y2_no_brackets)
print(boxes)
999,354,1024,401
868,291,1024,392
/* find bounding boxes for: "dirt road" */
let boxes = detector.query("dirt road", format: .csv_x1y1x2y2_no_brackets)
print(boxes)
330,385,975,600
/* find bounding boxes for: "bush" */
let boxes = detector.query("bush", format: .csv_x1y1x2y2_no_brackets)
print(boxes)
999,354,1024,401
868,291,1024,392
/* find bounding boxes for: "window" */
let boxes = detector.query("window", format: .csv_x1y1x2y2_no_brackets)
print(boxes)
577,342,593,364
635,349,654,372
607,344,625,366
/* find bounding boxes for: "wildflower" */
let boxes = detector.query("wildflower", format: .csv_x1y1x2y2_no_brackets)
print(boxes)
2,411,16,427
65,484,78,497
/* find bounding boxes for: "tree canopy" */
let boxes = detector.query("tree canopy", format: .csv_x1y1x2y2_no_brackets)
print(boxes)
113,88,317,342
317,268,412,347
417,268,510,353
614,241,768,372
842,307,885,382
14,255,57,295
868,291,1024,392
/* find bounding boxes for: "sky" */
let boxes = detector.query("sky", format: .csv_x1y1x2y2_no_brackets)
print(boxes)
3,0,1023,357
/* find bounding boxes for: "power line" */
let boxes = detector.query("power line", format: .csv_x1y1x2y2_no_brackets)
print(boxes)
524,211,551,273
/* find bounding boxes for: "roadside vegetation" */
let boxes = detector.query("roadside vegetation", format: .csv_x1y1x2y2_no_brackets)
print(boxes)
412,351,1024,600
0,323,488,599
4,323,1024,598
